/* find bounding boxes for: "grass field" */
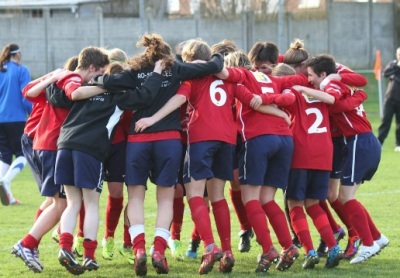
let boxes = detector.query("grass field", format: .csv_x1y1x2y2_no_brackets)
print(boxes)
0,73,399,277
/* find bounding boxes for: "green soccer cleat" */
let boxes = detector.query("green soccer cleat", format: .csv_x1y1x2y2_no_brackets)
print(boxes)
168,238,185,261
102,237,115,260
73,236,84,259
119,244,135,265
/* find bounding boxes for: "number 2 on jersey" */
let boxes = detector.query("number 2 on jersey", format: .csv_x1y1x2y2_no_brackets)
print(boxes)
306,108,327,134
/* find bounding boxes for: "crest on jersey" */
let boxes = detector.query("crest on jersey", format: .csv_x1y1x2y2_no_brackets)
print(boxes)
301,92,321,103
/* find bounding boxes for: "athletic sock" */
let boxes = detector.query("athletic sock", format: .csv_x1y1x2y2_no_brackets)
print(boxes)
188,196,214,247
319,200,341,231
123,224,132,247
245,200,273,254
289,206,314,254
359,201,381,240
229,189,251,231
21,234,39,249
262,200,292,250
59,233,74,253
170,196,184,240
306,204,336,249
77,201,85,237
83,239,97,260
211,199,231,251
330,198,358,237
104,195,124,238
344,199,374,246
154,228,170,255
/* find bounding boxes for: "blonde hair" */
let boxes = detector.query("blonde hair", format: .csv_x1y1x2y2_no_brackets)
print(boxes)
182,39,212,62
224,51,253,70
283,39,309,66
271,63,296,77
211,39,237,56
108,48,128,63
105,61,125,75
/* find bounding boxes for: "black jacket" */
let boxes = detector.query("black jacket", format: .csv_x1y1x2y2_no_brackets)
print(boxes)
383,60,400,102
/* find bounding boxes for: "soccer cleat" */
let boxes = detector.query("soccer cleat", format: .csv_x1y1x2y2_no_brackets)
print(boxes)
58,248,85,275
119,244,135,265
168,238,185,261
198,244,223,275
0,181,10,206
394,146,400,152
302,250,320,269
73,236,84,259
325,245,343,268
102,237,115,260
238,230,253,252
316,239,328,257
255,247,280,273
350,242,380,264
82,257,100,271
334,227,346,245
152,251,169,274
218,250,235,273
32,247,44,270
11,241,43,273
186,239,200,259
52,228,60,243
292,236,302,248
375,234,389,250
276,244,300,271
9,197,21,205
134,248,148,276
343,236,361,260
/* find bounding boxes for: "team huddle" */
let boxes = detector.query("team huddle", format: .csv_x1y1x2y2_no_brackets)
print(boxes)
4,34,389,276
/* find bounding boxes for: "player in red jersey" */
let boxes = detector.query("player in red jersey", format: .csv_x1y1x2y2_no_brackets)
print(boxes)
283,39,367,253
215,51,309,273
294,54,389,265
248,41,280,75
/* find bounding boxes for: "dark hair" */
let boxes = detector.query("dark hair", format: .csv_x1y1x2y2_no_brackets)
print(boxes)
0,43,20,72
305,54,336,76
248,41,279,65
128,33,174,71
77,46,109,71
211,39,237,56
105,61,125,75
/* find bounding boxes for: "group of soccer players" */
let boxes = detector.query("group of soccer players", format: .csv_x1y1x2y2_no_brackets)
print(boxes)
10,33,389,276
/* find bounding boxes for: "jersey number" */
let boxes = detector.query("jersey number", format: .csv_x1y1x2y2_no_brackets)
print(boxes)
305,108,327,134
210,80,227,106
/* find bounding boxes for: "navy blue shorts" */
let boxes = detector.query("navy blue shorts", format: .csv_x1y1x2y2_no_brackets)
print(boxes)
286,169,330,201
21,134,42,192
341,132,381,186
177,144,188,186
104,141,126,183
0,122,24,164
183,141,234,183
330,136,347,179
233,134,243,170
239,134,293,189
34,149,66,198
55,149,104,193
125,139,182,187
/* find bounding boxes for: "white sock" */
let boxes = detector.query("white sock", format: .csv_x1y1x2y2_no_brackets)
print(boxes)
0,161,10,178
129,224,145,243
2,156,27,184
154,227,170,242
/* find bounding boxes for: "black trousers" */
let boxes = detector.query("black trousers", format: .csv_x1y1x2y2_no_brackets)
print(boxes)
377,98,400,146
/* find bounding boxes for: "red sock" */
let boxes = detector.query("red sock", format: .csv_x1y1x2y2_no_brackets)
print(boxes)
153,236,168,255
59,233,74,253
35,208,43,221
289,206,313,254
123,224,132,247
306,204,336,249
262,200,292,250
245,200,273,254
170,196,184,240
77,201,85,237
83,239,97,260
191,226,201,241
319,200,341,231
344,199,374,246
330,199,357,237
132,233,146,254
229,189,251,231
359,201,381,240
211,199,231,251
21,234,39,249
188,196,214,247
105,196,124,238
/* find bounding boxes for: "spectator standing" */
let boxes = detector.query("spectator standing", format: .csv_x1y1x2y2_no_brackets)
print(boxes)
0,43,32,206
377,47,400,151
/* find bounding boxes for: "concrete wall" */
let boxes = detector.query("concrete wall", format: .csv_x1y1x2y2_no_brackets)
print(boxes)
0,2,396,77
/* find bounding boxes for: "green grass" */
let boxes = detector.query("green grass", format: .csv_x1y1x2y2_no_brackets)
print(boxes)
1,73,399,277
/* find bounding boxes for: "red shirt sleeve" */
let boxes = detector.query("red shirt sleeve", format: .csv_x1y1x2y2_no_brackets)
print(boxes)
329,89,367,113
336,64,368,87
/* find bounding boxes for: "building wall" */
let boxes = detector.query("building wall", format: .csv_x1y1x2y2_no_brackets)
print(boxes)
0,2,396,77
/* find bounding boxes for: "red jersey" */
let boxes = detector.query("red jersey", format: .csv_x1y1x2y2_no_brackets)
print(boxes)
327,81,371,137
285,88,333,170
177,75,269,144
22,79,46,138
33,73,81,150
225,67,307,141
